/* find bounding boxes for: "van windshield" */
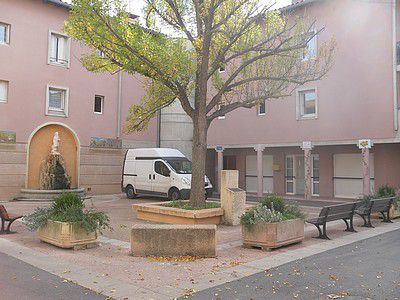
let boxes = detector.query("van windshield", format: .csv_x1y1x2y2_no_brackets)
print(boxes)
165,158,192,174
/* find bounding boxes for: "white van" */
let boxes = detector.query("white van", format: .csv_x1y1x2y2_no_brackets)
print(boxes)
121,148,213,200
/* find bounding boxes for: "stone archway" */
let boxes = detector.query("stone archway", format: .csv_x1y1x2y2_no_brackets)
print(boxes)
27,123,79,189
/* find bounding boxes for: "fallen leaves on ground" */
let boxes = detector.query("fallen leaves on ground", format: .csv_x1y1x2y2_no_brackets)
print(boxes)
147,255,203,262
182,288,196,298
327,291,349,299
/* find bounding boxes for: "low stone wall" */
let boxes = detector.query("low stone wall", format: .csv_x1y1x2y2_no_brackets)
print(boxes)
0,143,27,201
131,224,216,257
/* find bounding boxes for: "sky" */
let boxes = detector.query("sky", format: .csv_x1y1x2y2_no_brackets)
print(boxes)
128,0,292,15
63,0,293,15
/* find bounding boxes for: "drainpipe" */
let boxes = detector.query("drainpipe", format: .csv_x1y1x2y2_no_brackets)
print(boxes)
393,0,398,131
156,109,161,148
117,70,122,139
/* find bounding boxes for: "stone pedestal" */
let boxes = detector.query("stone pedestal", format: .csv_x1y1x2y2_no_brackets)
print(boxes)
221,170,246,225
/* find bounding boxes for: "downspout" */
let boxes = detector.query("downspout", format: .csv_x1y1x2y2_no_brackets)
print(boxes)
156,109,161,147
393,0,398,131
117,70,122,139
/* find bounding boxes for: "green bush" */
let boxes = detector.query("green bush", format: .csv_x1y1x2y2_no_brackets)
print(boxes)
23,193,111,234
260,195,286,213
376,185,397,198
241,195,305,227
359,185,399,208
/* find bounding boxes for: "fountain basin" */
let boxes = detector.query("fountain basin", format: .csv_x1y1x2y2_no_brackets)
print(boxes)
18,188,85,201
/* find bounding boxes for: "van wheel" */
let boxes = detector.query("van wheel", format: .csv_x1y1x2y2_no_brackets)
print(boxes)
169,188,180,201
126,185,136,199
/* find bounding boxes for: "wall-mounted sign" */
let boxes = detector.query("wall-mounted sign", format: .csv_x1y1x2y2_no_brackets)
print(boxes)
358,139,372,149
215,145,224,152
0,130,16,143
90,137,122,149
301,141,312,150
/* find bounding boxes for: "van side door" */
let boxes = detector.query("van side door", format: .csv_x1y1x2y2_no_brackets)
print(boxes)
134,160,153,194
152,160,171,196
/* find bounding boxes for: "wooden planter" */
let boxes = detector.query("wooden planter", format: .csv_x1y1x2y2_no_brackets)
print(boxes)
132,202,224,225
242,219,304,251
38,220,97,250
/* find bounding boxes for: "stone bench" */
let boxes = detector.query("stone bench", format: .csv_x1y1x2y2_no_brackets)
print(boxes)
131,224,216,257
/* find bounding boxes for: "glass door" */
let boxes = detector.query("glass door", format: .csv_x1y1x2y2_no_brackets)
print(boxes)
312,155,320,196
285,156,295,194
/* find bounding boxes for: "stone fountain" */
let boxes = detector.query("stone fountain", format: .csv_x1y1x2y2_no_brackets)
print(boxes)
19,132,84,201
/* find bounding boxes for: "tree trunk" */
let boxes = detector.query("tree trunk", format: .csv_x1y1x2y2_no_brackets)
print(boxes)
189,113,208,207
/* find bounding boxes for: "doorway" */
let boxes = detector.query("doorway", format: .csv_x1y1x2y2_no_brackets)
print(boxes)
223,155,236,170
285,154,319,196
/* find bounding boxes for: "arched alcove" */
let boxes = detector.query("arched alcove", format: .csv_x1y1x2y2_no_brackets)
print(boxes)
27,123,80,189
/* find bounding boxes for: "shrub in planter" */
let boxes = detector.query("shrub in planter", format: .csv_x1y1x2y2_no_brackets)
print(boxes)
241,195,305,251
359,185,400,219
23,193,111,249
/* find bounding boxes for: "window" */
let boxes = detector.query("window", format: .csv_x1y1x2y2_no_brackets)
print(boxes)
155,161,170,177
258,100,266,115
48,31,70,67
0,80,9,103
94,95,104,114
297,89,317,119
218,104,225,119
285,156,295,194
303,30,317,60
312,155,320,196
0,23,10,45
46,85,69,117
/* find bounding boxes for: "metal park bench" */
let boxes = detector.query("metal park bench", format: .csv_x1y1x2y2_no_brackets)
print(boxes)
0,205,23,234
356,197,395,228
306,202,358,240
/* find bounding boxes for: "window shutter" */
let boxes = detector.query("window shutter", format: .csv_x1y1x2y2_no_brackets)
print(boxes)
0,81,8,102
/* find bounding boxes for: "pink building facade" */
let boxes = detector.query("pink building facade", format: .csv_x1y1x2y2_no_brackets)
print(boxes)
0,0,157,200
206,0,400,199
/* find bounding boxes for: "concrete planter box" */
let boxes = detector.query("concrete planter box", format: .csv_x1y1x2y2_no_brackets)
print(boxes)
19,188,85,202
131,224,216,257
38,220,97,249
132,202,224,225
242,219,304,251
389,205,400,219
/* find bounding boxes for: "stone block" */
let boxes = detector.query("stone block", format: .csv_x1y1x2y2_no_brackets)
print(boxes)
131,224,216,257
223,187,246,225
220,170,246,225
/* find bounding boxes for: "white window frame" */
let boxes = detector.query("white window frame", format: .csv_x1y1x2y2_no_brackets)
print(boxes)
296,87,318,120
46,84,69,117
312,154,320,196
94,95,104,114
302,28,317,61
0,80,9,103
0,22,10,45
285,155,295,195
48,30,71,68
257,100,266,116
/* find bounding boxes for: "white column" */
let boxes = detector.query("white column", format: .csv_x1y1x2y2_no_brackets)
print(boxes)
302,141,313,200
216,146,224,194
254,145,265,198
